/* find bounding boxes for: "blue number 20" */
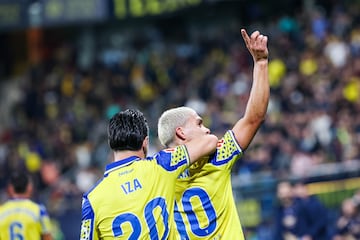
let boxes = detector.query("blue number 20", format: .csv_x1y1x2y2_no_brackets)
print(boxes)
112,197,168,239
176,187,217,238
112,213,140,239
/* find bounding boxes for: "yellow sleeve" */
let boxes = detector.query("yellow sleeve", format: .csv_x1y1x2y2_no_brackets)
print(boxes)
39,204,52,234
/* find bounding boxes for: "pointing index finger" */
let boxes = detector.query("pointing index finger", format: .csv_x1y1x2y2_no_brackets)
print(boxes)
241,29,250,44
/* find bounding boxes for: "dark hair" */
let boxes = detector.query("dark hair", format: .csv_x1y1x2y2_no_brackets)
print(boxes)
108,109,149,151
10,171,30,194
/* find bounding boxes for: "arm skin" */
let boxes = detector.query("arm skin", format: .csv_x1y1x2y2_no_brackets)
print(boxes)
232,29,270,150
185,134,219,164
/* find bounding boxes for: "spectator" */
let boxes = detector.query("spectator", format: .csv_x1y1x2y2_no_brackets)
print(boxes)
273,181,310,240
333,197,360,239
293,180,329,240
0,1,360,238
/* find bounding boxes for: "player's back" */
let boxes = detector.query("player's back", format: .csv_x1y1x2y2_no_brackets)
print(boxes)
81,149,190,239
174,130,245,240
0,199,51,240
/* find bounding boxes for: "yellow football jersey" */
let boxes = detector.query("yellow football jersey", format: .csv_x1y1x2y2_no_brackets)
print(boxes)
0,199,52,240
174,130,245,240
80,145,190,240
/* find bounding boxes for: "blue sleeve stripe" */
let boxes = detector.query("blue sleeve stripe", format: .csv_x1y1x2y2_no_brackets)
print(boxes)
211,150,241,166
81,196,95,220
39,204,50,233
39,204,49,217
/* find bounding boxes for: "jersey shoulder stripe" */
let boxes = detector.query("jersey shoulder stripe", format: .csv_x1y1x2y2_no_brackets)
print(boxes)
210,130,243,166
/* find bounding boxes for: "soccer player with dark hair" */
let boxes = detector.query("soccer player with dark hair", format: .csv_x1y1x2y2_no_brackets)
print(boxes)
157,29,269,239
80,109,218,239
0,171,53,240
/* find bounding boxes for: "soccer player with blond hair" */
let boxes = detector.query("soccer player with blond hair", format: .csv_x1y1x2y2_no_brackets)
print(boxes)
158,28,269,239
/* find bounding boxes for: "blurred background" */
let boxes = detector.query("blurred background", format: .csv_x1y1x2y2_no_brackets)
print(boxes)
1,0,360,239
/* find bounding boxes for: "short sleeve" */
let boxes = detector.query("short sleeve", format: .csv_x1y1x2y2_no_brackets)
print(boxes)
153,145,190,175
210,130,243,170
38,204,52,234
80,196,98,240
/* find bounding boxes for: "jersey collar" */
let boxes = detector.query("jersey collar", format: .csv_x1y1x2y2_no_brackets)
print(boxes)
104,156,140,176
9,198,29,201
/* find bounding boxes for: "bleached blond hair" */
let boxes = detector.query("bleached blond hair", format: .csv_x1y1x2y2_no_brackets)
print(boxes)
158,106,196,147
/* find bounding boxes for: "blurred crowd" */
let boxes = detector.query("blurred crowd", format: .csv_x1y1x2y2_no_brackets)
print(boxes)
267,180,360,240
333,190,360,240
1,0,360,237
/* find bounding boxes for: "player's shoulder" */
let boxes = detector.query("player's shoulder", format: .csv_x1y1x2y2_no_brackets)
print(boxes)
0,200,8,212
217,130,242,149
206,130,243,166
148,145,188,163
83,177,106,199
8,199,45,214
26,199,47,210
147,145,190,173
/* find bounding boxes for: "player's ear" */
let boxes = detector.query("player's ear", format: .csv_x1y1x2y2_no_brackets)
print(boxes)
142,136,149,157
142,136,149,148
175,127,186,141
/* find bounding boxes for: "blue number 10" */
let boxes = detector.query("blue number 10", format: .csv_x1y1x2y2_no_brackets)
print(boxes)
175,187,217,238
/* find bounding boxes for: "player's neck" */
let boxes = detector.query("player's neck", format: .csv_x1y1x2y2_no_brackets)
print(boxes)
10,193,30,199
8,185,32,200
113,149,145,162
169,139,185,148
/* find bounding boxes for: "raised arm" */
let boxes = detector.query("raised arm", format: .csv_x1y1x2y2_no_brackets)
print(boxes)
185,134,219,164
232,29,269,150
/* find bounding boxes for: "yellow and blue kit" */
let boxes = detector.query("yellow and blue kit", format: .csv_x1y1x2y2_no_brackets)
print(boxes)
174,130,245,240
0,198,52,239
80,145,190,240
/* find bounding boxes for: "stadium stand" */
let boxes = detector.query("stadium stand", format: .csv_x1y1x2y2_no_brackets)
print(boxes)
1,0,360,238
